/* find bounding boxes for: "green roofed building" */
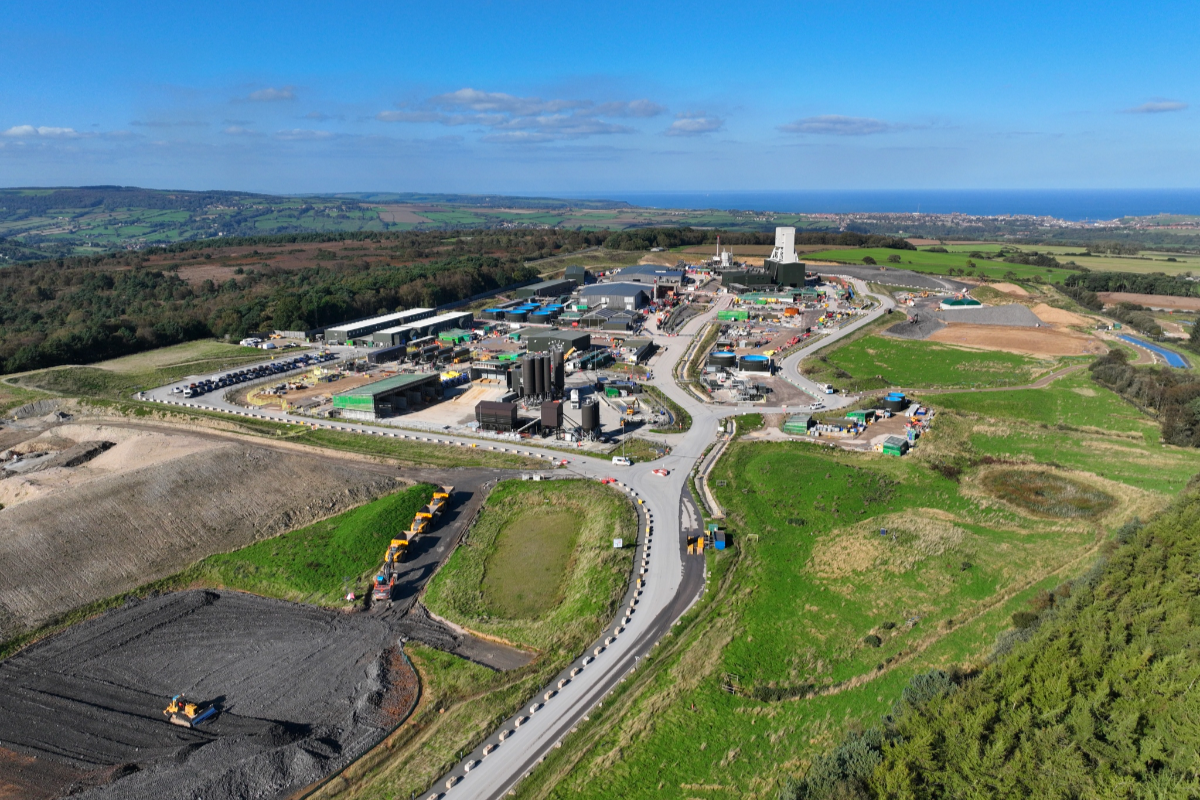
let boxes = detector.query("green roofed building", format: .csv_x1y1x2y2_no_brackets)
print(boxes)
781,414,814,435
882,435,909,456
332,372,443,420
438,328,473,344
717,309,749,321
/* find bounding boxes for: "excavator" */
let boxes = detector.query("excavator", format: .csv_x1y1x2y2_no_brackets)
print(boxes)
163,694,217,728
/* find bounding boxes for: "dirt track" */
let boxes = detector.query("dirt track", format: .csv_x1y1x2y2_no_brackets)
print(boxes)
926,323,1105,356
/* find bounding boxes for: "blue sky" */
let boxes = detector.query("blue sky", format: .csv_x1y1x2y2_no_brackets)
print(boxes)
1,0,1196,194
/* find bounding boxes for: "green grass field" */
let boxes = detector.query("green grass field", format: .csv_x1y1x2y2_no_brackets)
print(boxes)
195,484,434,605
425,479,635,651
933,370,1157,435
802,333,1067,391
11,340,272,400
804,247,1079,283
515,431,1152,800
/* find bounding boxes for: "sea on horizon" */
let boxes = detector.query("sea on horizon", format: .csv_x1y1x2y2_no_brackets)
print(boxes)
559,189,1200,222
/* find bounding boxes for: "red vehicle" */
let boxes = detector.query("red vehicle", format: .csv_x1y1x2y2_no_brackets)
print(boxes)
372,572,396,602
652,469,670,477
600,477,617,484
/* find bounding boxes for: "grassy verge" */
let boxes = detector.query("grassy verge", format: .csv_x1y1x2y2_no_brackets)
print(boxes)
802,333,1076,392
291,427,545,469
313,480,637,799
686,322,720,382
644,384,693,433
425,479,635,651
195,484,435,605
610,436,669,463
805,247,1079,283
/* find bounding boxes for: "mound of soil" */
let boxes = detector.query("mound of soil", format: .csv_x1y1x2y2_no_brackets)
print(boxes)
927,324,1103,356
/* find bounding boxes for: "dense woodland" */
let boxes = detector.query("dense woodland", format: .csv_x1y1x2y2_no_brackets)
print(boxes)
1089,350,1200,446
781,485,1200,800
0,229,616,373
1065,271,1200,297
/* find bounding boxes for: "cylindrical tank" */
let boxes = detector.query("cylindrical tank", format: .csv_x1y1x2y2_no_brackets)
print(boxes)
507,310,528,323
530,311,552,324
543,354,553,396
551,349,565,394
883,398,906,412
534,355,546,396
738,354,772,372
581,400,600,432
707,350,737,368
521,357,535,398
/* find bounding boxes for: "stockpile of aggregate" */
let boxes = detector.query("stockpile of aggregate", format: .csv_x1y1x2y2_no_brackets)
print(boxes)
884,317,947,340
0,590,418,800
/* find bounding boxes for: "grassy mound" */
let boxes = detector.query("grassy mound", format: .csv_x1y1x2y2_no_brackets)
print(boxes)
198,483,435,604
424,479,635,651
981,468,1116,518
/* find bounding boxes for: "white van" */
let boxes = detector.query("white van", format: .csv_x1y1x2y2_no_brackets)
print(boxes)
612,456,632,466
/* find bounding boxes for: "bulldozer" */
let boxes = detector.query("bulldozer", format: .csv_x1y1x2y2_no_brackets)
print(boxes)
163,694,217,728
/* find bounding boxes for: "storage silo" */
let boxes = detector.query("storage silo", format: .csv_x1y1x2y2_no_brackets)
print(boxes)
534,354,546,396
580,400,600,432
542,354,553,396
521,357,535,398
738,354,772,373
707,350,737,368
507,310,528,323
551,349,564,395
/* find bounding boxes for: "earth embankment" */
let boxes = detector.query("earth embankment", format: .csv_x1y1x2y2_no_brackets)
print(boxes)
0,423,403,640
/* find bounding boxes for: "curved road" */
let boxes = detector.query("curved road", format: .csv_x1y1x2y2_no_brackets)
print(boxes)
140,278,895,800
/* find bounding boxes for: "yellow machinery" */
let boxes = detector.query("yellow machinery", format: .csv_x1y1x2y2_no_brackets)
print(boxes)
411,517,429,535
164,694,216,728
686,535,706,555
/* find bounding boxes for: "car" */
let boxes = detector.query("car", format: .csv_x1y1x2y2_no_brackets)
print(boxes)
557,459,569,466
612,456,632,466
600,477,616,484
652,469,669,477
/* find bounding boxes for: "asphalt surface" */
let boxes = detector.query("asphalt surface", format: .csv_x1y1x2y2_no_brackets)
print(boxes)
132,280,896,800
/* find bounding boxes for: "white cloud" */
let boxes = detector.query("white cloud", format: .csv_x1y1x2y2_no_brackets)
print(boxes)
304,111,344,121
377,88,664,143
274,129,335,141
222,125,259,136
665,113,723,136
245,86,296,102
130,120,208,128
779,115,896,135
1124,100,1188,114
2,125,81,138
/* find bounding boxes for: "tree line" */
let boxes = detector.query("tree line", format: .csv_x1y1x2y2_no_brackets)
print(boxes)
1064,270,1200,297
602,228,916,252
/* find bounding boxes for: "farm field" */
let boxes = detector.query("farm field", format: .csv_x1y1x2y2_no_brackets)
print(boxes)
801,333,1072,391
802,247,1080,283
515,429,1157,800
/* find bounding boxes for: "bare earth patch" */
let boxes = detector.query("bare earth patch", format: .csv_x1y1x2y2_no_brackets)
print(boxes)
927,323,1103,356
1030,303,1093,326
1097,292,1200,311
990,282,1029,296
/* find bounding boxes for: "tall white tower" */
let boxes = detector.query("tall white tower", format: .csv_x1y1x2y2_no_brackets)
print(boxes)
769,226,799,264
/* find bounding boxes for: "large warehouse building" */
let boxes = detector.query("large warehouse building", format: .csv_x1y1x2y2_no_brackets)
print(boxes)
578,282,651,310
616,264,684,298
332,373,444,420
324,308,434,343
514,278,576,299
371,311,474,346
522,329,591,352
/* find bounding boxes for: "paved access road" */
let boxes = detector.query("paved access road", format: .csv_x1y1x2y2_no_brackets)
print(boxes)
140,280,896,800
